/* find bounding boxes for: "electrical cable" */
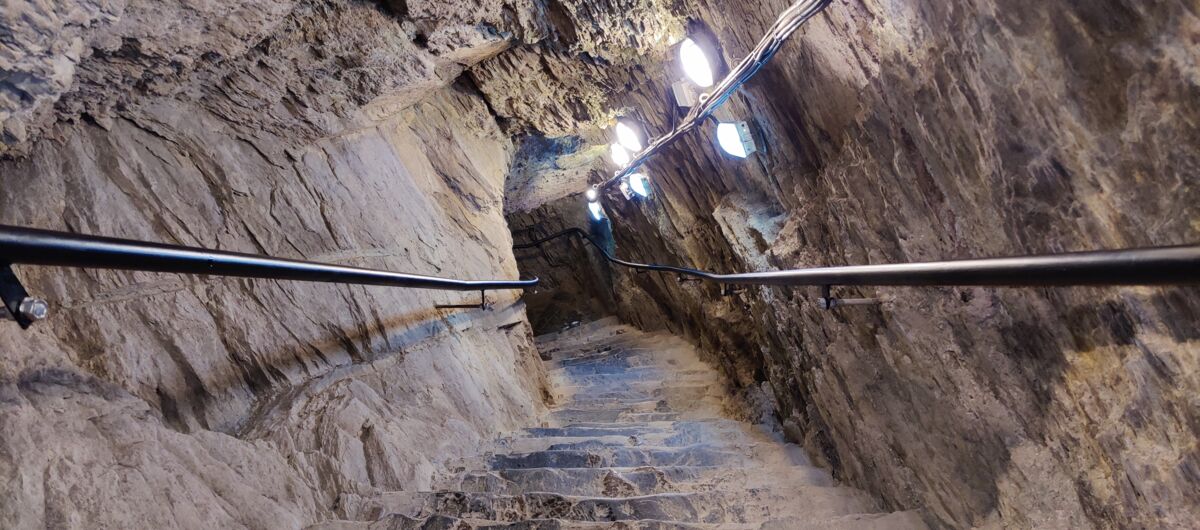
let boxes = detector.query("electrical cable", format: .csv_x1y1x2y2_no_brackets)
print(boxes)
599,0,833,191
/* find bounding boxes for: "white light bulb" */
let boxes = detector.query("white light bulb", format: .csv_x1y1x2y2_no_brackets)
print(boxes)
610,144,631,166
629,173,651,197
716,122,750,158
615,121,643,152
680,38,714,88
585,188,598,202
587,201,605,221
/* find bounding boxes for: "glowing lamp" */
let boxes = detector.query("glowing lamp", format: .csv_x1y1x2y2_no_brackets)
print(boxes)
680,38,714,88
610,144,631,166
628,173,651,197
587,201,605,221
585,188,599,202
615,121,644,152
716,122,756,158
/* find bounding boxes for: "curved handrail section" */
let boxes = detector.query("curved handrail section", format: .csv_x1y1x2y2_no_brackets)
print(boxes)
514,229,1200,287
0,225,537,291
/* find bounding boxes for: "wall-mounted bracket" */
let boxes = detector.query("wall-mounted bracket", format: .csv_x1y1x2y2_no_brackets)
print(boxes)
1,264,49,329
436,290,492,311
818,285,880,310
721,285,745,297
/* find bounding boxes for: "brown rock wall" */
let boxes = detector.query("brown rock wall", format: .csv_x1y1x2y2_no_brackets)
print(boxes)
1,2,555,527
494,0,1200,527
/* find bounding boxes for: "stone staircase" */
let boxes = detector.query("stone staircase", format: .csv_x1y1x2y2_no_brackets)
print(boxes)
314,319,928,529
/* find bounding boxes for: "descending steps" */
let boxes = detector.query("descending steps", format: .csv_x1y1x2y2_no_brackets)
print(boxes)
312,318,927,529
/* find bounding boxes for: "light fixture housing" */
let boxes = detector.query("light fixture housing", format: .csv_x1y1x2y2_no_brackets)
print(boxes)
610,144,631,166
716,121,756,159
628,173,651,197
614,121,644,152
679,38,715,88
672,80,699,108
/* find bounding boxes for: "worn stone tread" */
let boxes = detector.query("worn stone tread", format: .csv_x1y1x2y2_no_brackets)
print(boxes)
355,321,924,529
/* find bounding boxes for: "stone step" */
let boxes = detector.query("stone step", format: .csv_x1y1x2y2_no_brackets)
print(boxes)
350,485,886,527
549,348,695,371
552,398,667,410
312,513,751,529
500,435,663,453
560,385,717,406
552,367,714,383
489,445,736,470
311,512,926,530
501,430,743,453
523,426,665,439
438,465,835,497
520,421,781,450
551,410,680,424
352,491,768,525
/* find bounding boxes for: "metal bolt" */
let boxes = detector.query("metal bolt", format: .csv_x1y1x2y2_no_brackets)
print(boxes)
17,297,49,321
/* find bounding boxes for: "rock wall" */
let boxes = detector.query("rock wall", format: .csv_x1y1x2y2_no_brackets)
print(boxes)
0,1,554,527
4,0,1199,527
493,0,1200,528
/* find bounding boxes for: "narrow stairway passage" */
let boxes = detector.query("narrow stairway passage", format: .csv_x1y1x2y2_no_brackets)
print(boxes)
318,318,929,529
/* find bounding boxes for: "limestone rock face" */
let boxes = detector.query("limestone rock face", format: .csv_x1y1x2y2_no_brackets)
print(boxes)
0,1,559,527
2,0,1198,528
0,81,553,526
495,0,1200,528
0,0,520,156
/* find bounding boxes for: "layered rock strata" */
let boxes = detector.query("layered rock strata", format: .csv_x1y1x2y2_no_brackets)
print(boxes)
496,1,1200,528
0,1,555,527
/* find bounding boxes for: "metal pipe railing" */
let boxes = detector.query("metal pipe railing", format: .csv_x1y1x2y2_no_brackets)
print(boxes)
514,228,1200,287
1,224,537,328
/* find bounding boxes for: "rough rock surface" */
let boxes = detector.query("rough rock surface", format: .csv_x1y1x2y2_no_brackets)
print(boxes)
0,1,564,526
312,318,929,529
3,0,1198,528
0,0,523,156
496,0,1200,528
0,81,553,526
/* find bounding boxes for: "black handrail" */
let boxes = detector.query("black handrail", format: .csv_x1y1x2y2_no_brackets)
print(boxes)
514,229,1200,287
0,225,538,291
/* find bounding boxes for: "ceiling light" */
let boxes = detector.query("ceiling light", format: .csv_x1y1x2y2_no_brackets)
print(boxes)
587,201,605,221
629,173,651,197
716,122,756,159
610,144,631,166
615,121,644,152
680,38,714,88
